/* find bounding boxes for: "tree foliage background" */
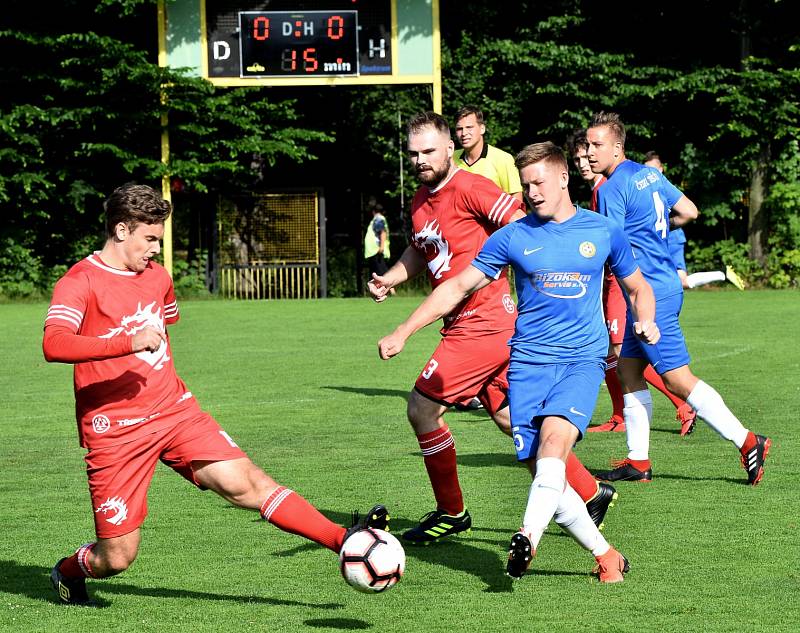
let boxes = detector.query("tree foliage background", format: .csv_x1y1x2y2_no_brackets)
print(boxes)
1,0,798,297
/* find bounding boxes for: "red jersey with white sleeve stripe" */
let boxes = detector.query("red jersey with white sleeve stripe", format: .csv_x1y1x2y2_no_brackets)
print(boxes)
410,169,524,335
44,253,191,449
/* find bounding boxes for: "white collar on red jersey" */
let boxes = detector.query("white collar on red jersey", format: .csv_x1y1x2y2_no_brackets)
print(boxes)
87,253,138,276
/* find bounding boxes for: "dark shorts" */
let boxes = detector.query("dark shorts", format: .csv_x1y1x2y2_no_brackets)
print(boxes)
367,254,389,277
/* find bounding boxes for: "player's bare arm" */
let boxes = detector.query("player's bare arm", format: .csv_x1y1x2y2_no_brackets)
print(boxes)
668,195,699,228
368,245,427,302
619,269,660,345
378,265,490,359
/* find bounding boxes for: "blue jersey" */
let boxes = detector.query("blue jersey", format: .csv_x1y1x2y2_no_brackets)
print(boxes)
473,207,638,364
595,159,683,299
668,227,687,271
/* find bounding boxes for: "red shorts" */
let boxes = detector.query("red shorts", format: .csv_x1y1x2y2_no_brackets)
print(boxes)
414,329,511,415
85,402,247,538
603,275,628,346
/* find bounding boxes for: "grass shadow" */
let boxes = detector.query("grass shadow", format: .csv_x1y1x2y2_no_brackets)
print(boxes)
304,618,372,630
307,511,582,592
0,560,343,609
322,385,409,401
404,537,514,593
456,452,518,468
651,427,686,436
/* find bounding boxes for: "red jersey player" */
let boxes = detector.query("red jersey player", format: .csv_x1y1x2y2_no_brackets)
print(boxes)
566,130,697,437
369,112,617,543
44,183,387,606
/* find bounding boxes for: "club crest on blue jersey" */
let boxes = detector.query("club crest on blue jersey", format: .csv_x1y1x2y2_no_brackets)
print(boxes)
579,241,596,258
531,270,591,299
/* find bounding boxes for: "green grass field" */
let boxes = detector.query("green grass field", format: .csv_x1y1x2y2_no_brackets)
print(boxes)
1,290,798,632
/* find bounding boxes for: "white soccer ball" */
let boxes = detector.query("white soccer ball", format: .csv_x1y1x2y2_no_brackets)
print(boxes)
339,528,405,593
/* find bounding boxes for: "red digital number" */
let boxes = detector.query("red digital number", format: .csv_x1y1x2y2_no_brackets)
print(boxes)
327,15,344,40
253,16,270,40
281,48,297,71
303,48,318,72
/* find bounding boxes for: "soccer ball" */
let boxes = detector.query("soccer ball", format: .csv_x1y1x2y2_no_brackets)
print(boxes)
339,528,405,593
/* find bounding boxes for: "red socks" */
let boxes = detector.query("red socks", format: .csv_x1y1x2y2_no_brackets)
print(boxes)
417,425,464,516
261,487,346,552
644,365,685,409
629,458,652,471
566,452,599,502
740,431,757,455
605,354,625,420
58,543,97,578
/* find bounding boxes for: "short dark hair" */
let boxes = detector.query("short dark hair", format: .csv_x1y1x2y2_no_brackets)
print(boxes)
589,111,626,148
454,105,484,126
104,183,172,237
406,111,451,137
644,150,660,162
515,141,568,172
565,129,589,157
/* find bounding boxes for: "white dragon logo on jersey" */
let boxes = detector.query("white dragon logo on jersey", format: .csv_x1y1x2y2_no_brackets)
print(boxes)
99,301,170,370
414,219,453,280
95,496,128,526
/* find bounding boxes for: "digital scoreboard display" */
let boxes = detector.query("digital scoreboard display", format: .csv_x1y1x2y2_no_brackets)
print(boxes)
206,1,393,80
239,11,358,77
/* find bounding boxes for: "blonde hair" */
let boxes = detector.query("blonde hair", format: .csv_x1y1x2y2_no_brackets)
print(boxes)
589,111,626,148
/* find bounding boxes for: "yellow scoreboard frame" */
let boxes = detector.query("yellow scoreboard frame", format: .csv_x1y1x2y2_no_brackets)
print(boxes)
157,0,441,275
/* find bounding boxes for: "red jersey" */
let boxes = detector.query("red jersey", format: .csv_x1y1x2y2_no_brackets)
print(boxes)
44,253,189,449
410,169,524,335
589,174,622,294
590,175,608,212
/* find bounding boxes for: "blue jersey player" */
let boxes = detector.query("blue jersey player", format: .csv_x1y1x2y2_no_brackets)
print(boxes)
587,112,770,486
645,152,746,291
378,142,659,583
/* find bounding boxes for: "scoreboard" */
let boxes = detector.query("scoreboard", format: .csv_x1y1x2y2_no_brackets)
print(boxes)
162,0,439,98
206,1,394,79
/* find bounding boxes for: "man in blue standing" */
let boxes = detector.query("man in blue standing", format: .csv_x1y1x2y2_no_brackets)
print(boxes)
378,142,659,583
586,112,770,485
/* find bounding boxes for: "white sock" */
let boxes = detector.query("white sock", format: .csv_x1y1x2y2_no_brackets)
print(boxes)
686,271,725,288
553,485,610,557
687,380,749,448
522,457,565,550
624,390,652,460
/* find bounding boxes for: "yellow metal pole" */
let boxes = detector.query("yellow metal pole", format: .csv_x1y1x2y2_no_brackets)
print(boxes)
157,0,173,277
432,0,442,113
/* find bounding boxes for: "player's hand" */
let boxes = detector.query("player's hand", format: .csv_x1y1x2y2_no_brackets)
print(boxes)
378,333,406,359
368,273,394,303
633,320,660,345
131,326,166,353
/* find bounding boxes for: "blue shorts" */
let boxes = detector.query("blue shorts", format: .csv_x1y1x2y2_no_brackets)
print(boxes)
507,360,605,462
621,293,691,373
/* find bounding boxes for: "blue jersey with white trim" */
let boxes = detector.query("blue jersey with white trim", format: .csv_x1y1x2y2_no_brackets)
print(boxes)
473,207,638,364
595,159,683,299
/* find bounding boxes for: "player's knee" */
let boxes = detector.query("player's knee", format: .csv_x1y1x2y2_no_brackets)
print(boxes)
226,462,277,508
661,374,694,400
406,397,425,429
96,546,138,577
492,414,512,436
